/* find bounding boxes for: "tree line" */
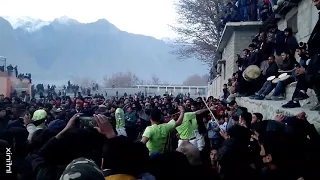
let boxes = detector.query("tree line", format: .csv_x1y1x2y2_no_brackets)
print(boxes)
73,71,209,88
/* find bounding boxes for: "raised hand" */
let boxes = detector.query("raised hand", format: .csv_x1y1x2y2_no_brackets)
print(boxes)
65,113,81,130
93,114,116,139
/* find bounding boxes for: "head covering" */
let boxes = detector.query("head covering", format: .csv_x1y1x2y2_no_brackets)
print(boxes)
32,109,47,129
32,109,47,120
60,158,105,180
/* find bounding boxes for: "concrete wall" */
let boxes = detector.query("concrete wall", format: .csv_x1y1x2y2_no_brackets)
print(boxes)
208,25,259,98
0,77,9,97
222,33,236,83
0,72,11,97
57,87,206,99
277,0,318,42
208,75,223,98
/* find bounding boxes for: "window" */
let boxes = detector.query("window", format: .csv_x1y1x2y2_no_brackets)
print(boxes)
287,13,298,34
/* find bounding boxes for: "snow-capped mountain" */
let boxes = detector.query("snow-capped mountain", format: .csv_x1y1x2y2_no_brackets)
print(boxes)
2,16,50,32
161,37,176,44
52,16,79,25
2,16,79,32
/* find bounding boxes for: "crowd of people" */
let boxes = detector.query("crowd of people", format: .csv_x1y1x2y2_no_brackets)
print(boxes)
0,64,32,83
220,0,272,28
31,81,98,99
222,23,320,111
0,92,319,180
1,1,320,180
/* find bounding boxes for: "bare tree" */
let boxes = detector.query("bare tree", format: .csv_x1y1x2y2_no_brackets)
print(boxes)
171,0,226,65
151,74,161,85
161,81,170,86
73,77,96,87
103,71,141,88
183,74,209,86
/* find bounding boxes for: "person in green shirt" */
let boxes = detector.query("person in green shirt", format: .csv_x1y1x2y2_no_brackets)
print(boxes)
141,106,184,154
176,108,211,150
115,108,127,136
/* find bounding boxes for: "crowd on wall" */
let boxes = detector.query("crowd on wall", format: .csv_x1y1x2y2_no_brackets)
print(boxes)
208,0,274,83
220,0,272,28
0,64,32,83
31,81,99,99
222,22,320,111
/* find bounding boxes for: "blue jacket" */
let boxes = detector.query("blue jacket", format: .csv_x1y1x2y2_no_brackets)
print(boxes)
207,121,220,139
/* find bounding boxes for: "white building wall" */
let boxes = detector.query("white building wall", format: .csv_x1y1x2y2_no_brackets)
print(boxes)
277,0,318,42
208,28,258,98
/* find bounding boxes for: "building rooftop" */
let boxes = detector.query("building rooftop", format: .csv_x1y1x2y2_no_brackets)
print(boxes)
217,21,262,53
136,85,207,88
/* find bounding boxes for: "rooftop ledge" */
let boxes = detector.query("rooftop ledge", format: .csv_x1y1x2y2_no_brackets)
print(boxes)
217,21,262,53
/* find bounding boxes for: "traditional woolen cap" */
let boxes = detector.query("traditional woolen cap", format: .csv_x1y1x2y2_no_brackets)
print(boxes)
60,158,105,180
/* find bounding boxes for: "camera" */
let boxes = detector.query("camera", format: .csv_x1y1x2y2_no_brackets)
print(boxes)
79,116,97,128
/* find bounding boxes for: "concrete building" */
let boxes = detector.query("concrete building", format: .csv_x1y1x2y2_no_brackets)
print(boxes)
207,0,320,130
208,21,262,98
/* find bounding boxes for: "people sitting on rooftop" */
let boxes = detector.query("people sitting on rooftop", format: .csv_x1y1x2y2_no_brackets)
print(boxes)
221,21,320,112
249,55,279,100
282,42,310,108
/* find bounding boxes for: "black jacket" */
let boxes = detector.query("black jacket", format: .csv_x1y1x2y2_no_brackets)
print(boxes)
286,36,298,56
265,62,279,78
307,13,320,57
307,13,320,80
279,58,298,72
258,42,274,62
248,51,260,66
274,30,286,56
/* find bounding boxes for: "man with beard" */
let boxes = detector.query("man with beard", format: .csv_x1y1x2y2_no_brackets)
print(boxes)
282,42,310,108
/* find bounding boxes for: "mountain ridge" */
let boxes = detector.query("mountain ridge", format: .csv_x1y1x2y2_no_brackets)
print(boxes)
0,16,207,85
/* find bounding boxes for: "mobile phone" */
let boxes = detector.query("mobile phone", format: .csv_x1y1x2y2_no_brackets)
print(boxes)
79,116,97,128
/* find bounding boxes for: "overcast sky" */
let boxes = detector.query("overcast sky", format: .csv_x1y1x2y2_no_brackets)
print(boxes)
0,0,177,39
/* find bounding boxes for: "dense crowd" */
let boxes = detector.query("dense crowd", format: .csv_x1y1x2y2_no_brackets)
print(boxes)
0,92,320,180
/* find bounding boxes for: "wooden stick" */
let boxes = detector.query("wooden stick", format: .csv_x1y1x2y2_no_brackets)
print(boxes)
202,98,226,133
201,98,217,122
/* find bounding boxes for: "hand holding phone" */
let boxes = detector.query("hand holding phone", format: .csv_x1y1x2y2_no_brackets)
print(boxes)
79,116,97,128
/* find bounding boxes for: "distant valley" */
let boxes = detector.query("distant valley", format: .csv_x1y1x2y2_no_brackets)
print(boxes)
0,16,208,85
